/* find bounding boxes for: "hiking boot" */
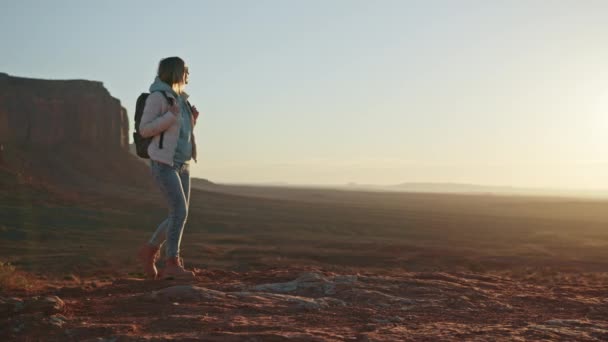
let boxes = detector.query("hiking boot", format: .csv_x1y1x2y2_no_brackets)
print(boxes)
161,256,195,280
137,243,160,279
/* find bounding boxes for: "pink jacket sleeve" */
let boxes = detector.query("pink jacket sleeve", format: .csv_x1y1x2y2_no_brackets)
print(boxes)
139,93,177,138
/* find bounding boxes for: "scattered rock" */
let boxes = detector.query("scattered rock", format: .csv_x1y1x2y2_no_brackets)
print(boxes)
145,285,226,302
9,312,66,335
252,272,358,296
0,297,24,316
342,288,415,307
64,274,80,282
48,314,68,327
23,295,65,315
2,295,65,317
231,291,347,311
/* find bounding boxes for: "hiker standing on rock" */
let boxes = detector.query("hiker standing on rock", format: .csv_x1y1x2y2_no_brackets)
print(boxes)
137,56,200,280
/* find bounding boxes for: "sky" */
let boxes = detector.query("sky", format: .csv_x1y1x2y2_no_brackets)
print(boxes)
2,0,608,188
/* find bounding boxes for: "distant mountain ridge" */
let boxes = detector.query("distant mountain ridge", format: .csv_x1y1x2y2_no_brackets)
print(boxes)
213,181,608,199
347,182,608,198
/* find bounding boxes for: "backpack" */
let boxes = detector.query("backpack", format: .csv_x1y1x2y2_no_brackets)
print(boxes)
133,91,174,158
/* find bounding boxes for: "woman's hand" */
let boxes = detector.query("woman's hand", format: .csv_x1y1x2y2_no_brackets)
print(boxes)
168,102,180,115
191,105,200,121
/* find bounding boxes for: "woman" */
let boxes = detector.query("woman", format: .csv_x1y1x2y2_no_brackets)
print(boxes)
137,56,199,280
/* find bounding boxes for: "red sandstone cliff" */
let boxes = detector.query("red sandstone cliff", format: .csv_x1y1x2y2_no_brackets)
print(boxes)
0,73,128,148
0,72,154,195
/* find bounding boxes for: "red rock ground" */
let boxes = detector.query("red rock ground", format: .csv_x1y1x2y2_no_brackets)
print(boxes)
3,168,608,341
3,264,608,341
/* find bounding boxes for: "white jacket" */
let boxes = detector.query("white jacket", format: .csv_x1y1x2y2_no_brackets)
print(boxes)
138,91,197,166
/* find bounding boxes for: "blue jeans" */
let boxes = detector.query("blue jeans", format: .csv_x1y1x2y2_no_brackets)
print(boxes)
148,159,191,259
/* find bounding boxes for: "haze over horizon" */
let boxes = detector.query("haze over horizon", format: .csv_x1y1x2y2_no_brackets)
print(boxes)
2,0,608,189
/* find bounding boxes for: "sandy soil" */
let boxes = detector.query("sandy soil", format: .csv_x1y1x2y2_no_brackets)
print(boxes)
3,177,608,340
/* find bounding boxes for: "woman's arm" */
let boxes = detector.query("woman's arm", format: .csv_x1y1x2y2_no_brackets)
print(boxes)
139,93,177,138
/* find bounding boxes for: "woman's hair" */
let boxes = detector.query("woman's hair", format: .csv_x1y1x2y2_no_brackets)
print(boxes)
157,56,187,94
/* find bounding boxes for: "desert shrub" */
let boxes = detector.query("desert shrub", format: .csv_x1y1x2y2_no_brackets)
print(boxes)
0,261,32,291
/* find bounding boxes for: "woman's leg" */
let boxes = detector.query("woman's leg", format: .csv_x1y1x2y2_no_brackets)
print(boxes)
174,162,191,257
148,218,169,248
147,164,191,253
149,160,189,259
147,165,190,250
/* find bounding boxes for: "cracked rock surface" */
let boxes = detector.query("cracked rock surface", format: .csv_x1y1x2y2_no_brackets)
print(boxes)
3,266,608,341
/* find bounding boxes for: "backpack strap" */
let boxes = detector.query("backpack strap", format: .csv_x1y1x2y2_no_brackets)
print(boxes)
154,91,174,106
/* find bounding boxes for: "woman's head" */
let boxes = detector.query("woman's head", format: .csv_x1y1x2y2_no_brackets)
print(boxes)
157,56,189,94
